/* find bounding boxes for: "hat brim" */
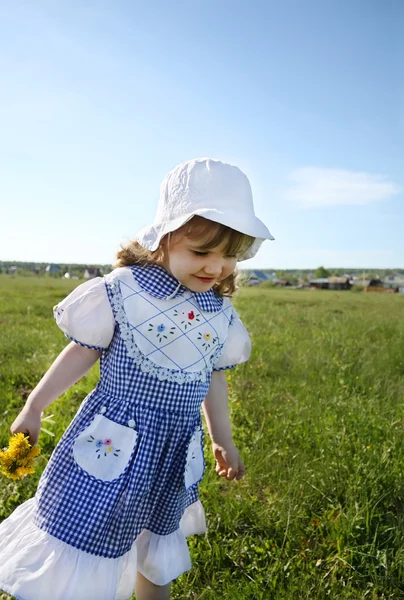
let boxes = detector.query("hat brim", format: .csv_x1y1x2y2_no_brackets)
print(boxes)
134,209,274,261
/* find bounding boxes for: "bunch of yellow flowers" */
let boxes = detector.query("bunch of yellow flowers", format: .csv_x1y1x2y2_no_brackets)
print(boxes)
0,433,41,480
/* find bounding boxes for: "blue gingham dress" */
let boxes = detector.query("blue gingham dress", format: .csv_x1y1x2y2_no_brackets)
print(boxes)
33,264,245,560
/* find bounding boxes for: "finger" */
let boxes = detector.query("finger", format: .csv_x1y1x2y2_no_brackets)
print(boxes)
11,425,28,436
12,425,36,446
235,468,245,480
236,461,246,478
218,469,227,477
234,458,245,478
226,468,236,480
28,432,38,446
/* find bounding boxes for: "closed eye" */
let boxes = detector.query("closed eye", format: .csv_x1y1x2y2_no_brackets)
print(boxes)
192,250,208,256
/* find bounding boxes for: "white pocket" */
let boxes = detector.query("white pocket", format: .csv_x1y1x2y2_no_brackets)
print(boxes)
184,428,205,489
73,414,139,482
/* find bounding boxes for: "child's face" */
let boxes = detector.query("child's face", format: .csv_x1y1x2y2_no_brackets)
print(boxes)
163,231,238,292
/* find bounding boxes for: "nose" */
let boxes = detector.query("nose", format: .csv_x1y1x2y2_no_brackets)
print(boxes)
203,256,223,277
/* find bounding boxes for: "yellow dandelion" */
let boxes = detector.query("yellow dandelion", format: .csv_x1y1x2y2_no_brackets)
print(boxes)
16,465,35,477
3,469,20,481
0,433,41,481
8,432,30,451
28,446,41,459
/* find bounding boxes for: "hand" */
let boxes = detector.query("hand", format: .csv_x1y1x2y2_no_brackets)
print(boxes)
212,441,245,481
10,407,42,446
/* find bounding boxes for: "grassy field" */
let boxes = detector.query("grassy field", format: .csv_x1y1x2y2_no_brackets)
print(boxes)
1,276,404,599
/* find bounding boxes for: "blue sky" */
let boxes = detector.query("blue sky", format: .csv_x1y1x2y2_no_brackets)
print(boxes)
1,0,402,269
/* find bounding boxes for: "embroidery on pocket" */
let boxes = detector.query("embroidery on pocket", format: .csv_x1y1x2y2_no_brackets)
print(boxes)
184,428,204,489
87,435,122,458
73,414,138,482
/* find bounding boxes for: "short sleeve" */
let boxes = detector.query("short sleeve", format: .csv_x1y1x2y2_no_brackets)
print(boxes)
213,308,251,371
53,277,115,350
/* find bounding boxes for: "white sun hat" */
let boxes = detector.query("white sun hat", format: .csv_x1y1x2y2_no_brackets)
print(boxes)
134,158,274,260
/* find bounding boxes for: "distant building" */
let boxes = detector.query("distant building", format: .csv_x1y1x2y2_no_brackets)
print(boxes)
249,270,270,282
309,277,329,289
309,276,351,290
245,276,261,287
383,275,404,292
351,279,370,288
365,279,398,293
328,277,352,290
83,267,103,279
45,264,60,275
243,270,286,287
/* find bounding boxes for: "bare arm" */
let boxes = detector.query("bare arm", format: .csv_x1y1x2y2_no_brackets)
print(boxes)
203,371,233,445
202,371,245,481
11,342,101,444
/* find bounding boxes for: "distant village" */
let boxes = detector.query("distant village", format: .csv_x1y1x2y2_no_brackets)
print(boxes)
245,268,404,293
1,262,404,294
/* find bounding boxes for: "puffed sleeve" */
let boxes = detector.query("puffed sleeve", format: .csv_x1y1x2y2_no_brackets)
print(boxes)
53,277,115,350
213,308,251,371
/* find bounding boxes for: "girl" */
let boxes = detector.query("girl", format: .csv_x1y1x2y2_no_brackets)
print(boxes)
0,158,273,600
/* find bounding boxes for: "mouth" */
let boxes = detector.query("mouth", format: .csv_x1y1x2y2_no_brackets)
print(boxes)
195,276,215,284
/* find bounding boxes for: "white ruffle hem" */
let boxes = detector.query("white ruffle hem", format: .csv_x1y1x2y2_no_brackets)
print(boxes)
0,497,206,600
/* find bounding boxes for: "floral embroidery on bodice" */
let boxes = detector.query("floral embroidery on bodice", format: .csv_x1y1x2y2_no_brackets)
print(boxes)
105,267,233,384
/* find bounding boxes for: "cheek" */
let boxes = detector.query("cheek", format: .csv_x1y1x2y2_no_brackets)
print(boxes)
223,260,237,276
171,254,195,276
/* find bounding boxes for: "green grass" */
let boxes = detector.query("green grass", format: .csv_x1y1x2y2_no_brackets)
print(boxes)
1,276,404,599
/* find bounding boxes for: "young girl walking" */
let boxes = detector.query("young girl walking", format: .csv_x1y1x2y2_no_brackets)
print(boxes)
0,158,273,600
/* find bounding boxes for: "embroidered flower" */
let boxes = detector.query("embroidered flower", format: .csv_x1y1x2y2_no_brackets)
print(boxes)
88,435,121,458
148,322,176,343
197,331,218,350
173,308,201,329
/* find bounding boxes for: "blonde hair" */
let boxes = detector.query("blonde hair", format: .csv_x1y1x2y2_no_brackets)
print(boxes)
115,216,255,297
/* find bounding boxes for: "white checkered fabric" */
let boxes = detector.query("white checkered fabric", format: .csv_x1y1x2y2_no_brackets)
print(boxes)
33,265,241,559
